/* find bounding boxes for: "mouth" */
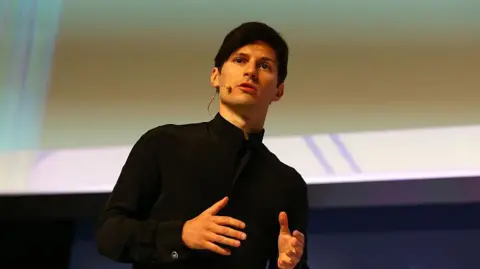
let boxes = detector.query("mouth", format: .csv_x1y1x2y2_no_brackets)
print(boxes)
238,83,257,93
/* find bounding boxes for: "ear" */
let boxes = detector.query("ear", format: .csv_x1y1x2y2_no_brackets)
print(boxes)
271,83,284,102
210,67,220,89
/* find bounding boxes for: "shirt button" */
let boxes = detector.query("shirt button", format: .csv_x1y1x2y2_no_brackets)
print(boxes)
171,251,179,259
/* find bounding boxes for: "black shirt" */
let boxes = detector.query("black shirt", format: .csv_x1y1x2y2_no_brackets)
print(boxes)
96,113,309,269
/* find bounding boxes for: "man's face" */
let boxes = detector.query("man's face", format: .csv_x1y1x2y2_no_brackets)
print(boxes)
210,41,284,110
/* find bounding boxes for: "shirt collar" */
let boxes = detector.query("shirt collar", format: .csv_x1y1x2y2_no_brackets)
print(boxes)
208,113,264,149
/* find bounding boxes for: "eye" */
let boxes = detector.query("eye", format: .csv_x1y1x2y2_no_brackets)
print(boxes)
259,62,271,70
234,57,246,63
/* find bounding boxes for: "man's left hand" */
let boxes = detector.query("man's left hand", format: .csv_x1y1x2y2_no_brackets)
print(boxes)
277,211,305,269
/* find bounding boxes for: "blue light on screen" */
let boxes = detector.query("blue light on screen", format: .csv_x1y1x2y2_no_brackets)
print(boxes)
0,0,62,152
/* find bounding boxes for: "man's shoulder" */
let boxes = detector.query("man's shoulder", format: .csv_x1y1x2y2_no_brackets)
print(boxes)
130,121,208,150
140,121,208,139
261,146,307,187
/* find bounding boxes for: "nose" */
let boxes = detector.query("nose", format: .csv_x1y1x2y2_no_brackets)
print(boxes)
243,62,258,81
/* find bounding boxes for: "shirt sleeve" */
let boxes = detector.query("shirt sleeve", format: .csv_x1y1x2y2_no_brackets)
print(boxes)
95,129,192,266
268,171,310,269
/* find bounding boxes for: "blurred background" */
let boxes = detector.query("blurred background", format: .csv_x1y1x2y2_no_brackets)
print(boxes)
1,1,480,268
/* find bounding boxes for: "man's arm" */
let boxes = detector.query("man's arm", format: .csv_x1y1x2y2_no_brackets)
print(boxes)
96,129,191,265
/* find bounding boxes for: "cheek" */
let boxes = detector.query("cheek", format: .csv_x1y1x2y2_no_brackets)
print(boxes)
263,77,279,95
260,71,278,84
261,87,279,100
222,64,241,79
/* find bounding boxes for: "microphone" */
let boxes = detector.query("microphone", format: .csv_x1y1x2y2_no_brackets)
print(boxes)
208,84,231,116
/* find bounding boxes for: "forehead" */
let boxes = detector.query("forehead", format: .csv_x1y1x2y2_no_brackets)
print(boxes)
232,42,277,61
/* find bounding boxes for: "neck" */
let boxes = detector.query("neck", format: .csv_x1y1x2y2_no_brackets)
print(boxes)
218,105,266,136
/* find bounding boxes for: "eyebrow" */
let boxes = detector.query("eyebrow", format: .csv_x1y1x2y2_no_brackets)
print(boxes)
235,52,277,63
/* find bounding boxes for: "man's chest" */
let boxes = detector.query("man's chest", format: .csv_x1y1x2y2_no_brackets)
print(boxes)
152,139,287,232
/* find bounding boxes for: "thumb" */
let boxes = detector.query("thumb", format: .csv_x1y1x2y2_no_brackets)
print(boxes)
279,211,290,234
204,196,229,215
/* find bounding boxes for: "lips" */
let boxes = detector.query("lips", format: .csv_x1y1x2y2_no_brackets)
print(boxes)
238,83,257,93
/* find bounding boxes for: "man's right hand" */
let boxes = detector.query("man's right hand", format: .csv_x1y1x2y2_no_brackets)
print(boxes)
181,197,247,256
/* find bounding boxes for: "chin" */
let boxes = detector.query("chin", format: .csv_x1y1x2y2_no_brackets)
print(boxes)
230,100,258,107
223,96,257,106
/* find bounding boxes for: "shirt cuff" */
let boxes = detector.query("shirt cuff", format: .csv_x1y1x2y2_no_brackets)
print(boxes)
154,220,192,263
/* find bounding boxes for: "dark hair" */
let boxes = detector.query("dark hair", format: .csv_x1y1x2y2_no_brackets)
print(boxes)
214,21,289,85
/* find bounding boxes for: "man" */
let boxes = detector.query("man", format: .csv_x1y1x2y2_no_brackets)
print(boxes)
96,21,309,269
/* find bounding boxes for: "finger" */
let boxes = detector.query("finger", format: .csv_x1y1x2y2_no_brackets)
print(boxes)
278,211,290,234
290,237,304,248
287,245,303,257
209,223,247,241
204,241,231,256
286,240,304,258
204,197,228,215
205,231,242,248
291,239,304,250
294,246,303,257
292,230,305,245
278,257,294,269
286,248,296,257
211,216,246,229
290,256,300,267
280,253,300,268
